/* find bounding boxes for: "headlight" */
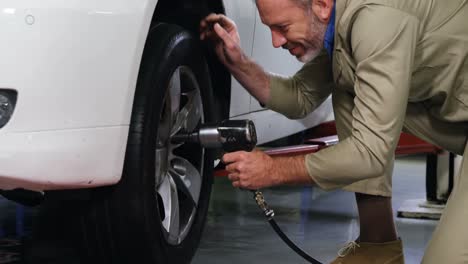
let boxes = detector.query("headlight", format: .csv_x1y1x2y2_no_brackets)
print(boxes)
0,90,17,129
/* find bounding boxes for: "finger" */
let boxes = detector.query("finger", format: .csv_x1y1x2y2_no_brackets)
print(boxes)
205,30,220,40
222,151,243,164
199,24,213,40
203,13,225,24
213,23,235,48
200,26,223,42
199,26,207,39
200,17,207,29
200,19,215,34
199,15,217,36
207,15,235,31
200,16,223,34
232,181,240,188
200,31,216,41
202,14,236,35
225,163,240,173
228,173,239,182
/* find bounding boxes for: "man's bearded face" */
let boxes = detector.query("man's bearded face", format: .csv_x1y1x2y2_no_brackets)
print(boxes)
281,12,327,62
257,0,328,63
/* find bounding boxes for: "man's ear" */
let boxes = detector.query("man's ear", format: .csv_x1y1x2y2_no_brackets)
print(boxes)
311,0,334,23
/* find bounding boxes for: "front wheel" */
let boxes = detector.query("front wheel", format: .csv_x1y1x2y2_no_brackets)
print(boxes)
79,23,216,264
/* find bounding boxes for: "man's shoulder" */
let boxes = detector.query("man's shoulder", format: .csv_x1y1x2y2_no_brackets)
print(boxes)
339,0,427,25
334,0,422,64
337,0,421,36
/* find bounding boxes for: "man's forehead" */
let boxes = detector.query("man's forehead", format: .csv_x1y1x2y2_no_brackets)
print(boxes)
256,0,306,9
256,0,294,8
256,0,299,24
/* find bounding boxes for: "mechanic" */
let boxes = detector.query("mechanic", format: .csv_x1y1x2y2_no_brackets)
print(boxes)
200,0,468,263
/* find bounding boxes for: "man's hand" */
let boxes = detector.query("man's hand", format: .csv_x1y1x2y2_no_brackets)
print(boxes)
223,150,282,190
200,14,245,70
223,150,314,190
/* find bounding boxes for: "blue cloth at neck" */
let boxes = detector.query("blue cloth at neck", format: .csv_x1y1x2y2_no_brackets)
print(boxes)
323,2,336,59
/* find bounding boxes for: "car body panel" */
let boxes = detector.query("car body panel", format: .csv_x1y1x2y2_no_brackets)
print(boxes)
0,0,156,131
0,0,157,190
0,126,127,191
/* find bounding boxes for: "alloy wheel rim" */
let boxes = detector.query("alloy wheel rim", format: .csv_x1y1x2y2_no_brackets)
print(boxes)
155,66,204,245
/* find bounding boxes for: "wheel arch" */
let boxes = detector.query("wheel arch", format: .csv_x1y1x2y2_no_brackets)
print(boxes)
148,0,232,121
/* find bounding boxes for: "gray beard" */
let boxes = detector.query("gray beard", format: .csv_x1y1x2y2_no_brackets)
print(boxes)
298,14,328,63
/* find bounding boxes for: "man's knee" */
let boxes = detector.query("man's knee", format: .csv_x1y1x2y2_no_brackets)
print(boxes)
404,103,467,155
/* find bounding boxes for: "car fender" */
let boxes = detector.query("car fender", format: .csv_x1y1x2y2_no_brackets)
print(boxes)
0,0,159,190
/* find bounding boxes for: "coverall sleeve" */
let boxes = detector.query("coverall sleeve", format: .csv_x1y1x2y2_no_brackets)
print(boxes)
265,51,333,119
305,6,420,190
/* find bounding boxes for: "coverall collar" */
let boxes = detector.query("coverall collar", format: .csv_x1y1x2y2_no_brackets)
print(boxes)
323,1,336,59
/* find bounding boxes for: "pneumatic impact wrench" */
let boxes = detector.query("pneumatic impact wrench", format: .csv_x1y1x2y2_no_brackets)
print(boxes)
172,119,257,153
172,119,322,264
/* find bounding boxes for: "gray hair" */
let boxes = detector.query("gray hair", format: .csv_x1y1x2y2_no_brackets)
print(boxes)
254,0,312,9
292,0,312,9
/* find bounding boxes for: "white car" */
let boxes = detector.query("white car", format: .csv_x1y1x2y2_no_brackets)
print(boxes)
0,1,332,263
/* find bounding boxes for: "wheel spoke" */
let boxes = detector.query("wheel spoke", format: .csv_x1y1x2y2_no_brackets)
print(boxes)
167,175,181,243
170,83,202,136
155,147,168,186
169,155,201,209
157,173,180,242
157,100,172,146
169,68,181,124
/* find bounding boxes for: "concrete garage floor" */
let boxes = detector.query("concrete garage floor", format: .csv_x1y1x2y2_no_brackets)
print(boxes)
193,154,437,264
0,155,438,263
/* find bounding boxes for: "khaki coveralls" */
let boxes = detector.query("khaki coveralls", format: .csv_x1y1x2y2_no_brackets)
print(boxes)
266,0,468,262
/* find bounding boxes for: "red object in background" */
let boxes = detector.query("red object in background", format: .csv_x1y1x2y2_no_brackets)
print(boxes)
214,121,441,177
396,133,441,155
305,121,441,154
304,121,337,138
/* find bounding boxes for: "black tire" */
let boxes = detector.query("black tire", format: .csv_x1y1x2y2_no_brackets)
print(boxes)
79,23,216,264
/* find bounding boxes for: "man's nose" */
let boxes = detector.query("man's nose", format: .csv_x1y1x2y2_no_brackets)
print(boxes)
271,30,287,48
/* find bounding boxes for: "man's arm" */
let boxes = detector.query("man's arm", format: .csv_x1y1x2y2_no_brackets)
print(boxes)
266,52,332,119
200,14,271,104
228,55,271,105
200,14,332,113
